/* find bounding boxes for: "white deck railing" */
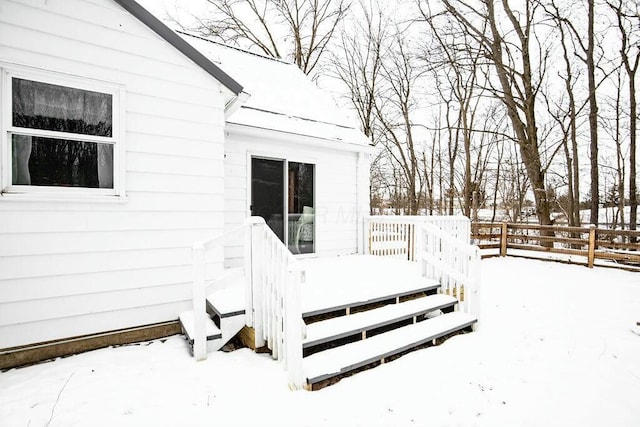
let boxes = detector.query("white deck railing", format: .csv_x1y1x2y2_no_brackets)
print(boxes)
192,217,304,389
364,215,481,319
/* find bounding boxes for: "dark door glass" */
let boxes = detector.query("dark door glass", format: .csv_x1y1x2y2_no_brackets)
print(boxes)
288,162,314,254
251,158,285,242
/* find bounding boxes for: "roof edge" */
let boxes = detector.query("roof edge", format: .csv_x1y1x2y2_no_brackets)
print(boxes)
113,0,243,95
178,31,292,65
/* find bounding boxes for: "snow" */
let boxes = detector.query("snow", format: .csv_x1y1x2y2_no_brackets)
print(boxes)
178,33,369,146
303,293,457,347
2,257,640,426
304,311,477,384
300,255,435,314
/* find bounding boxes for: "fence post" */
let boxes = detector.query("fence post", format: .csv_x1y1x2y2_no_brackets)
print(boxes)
192,242,207,361
500,222,508,257
588,224,596,268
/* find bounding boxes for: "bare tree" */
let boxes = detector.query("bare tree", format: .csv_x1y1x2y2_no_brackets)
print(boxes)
543,0,583,226
432,0,554,234
609,0,639,237
551,0,604,225
331,0,387,140
420,3,488,217
374,31,424,215
193,0,350,75
586,0,600,225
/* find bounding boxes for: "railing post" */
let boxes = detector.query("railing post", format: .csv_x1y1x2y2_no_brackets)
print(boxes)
500,222,508,257
285,264,304,390
248,217,266,348
588,224,596,268
192,242,207,361
468,246,481,330
363,217,371,256
243,220,254,328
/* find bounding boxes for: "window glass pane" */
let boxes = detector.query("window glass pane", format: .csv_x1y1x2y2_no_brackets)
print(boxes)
288,162,314,254
12,78,112,137
251,158,285,242
12,134,114,189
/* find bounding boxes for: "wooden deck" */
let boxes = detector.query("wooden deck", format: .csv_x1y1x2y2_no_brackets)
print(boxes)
296,255,476,389
300,255,430,315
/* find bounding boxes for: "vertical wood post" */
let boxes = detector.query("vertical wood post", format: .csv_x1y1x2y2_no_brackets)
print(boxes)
285,265,304,390
588,224,596,268
192,242,207,361
243,219,254,328
363,218,371,255
250,219,266,348
472,191,479,222
500,222,508,257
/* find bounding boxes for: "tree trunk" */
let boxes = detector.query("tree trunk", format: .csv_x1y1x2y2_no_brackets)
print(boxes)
587,0,599,226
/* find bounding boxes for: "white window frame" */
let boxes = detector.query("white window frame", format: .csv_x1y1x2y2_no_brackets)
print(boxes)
0,64,126,201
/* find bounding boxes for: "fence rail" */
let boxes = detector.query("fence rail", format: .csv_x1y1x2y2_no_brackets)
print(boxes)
472,222,640,269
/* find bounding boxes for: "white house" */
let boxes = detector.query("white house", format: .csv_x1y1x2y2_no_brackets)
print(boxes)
0,0,370,368
179,33,371,263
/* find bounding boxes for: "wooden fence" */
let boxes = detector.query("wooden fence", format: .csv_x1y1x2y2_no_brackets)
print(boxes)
472,222,640,270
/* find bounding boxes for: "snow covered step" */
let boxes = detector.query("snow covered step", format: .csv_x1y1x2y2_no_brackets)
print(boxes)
207,283,246,318
304,311,477,385
302,281,441,320
179,311,221,344
304,294,458,351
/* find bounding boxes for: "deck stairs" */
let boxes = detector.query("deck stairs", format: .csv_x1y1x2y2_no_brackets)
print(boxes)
179,267,246,354
180,264,476,389
301,277,476,390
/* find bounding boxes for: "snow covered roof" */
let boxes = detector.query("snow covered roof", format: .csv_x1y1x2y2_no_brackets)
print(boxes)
179,32,370,147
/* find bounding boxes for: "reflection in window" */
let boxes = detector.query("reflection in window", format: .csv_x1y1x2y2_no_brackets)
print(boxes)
12,78,112,137
12,135,113,188
8,76,116,192
288,162,314,254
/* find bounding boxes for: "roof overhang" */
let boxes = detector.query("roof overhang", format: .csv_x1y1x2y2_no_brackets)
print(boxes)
113,0,243,96
225,121,373,154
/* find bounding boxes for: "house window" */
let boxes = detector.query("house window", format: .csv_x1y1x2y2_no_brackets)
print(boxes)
2,68,123,197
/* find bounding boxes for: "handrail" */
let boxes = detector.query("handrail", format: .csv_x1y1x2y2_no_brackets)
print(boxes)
363,215,481,321
417,221,481,319
200,222,247,250
191,217,304,389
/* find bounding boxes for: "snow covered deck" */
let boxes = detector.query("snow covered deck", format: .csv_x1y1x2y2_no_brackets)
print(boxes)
295,255,476,388
300,255,429,316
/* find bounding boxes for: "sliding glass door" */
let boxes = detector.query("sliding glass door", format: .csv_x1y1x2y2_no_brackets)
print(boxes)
251,157,315,254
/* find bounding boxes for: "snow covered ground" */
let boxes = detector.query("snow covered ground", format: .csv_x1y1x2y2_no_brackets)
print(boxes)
1,257,639,427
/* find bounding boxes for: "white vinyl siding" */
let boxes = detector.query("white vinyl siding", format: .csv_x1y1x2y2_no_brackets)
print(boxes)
0,0,226,348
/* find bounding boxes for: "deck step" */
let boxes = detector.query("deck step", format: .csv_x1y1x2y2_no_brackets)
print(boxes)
179,311,222,343
207,282,246,318
304,311,477,385
302,281,440,320
303,294,458,350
